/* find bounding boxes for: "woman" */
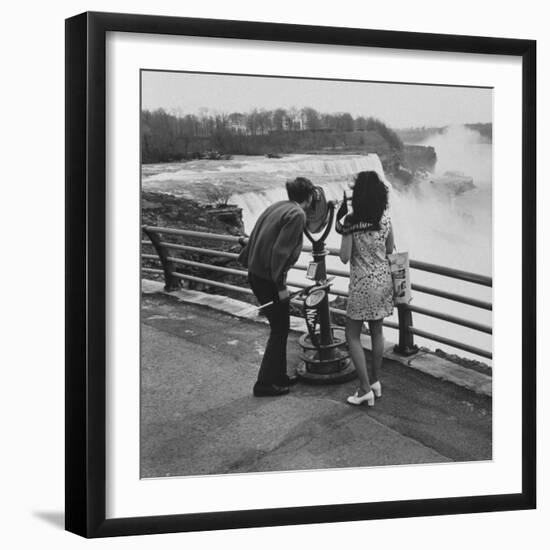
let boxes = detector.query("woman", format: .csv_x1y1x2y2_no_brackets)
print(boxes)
338,171,394,406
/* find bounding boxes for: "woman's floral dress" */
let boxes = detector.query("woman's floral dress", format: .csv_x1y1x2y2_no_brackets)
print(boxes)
346,211,394,320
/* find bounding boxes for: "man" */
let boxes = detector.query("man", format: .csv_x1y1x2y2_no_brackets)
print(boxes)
238,177,315,397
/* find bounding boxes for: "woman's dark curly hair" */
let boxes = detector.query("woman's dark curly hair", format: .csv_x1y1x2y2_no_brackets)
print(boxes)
349,171,389,230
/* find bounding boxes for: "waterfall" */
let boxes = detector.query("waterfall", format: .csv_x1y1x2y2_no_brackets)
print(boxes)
230,153,387,233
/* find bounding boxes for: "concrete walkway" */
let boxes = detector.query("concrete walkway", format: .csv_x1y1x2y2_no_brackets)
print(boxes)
140,291,492,478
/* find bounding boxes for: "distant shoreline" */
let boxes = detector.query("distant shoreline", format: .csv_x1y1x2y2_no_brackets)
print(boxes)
396,122,493,145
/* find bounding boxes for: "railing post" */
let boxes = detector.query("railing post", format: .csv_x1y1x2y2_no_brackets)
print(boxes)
142,227,181,292
394,304,419,356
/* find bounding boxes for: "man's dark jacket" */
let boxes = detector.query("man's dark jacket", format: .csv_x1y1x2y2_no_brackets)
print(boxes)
238,200,306,290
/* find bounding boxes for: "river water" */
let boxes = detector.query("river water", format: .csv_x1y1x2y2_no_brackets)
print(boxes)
142,125,492,364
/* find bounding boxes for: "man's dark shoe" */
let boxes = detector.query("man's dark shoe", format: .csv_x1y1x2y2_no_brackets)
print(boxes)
282,374,299,386
253,384,290,397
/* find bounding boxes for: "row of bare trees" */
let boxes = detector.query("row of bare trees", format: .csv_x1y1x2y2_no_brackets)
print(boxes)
143,107,402,136
141,107,403,163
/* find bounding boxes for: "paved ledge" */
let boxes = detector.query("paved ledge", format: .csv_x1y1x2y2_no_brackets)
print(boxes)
142,279,492,397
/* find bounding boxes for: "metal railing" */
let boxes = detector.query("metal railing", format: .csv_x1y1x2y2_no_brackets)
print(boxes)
142,226,493,360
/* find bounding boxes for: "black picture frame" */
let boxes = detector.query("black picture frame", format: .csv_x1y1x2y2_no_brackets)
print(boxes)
65,11,536,538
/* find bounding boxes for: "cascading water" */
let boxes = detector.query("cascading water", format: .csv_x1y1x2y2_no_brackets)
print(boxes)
233,154,385,233
142,129,492,364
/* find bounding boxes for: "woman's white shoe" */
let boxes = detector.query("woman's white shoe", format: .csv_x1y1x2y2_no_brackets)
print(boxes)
371,381,382,398
346,390,375,406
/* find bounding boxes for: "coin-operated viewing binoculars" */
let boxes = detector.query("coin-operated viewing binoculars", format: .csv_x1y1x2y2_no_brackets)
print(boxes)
297,186,356,384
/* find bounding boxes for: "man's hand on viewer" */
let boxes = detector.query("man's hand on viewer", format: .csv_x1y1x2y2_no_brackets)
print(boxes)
278,288,290,301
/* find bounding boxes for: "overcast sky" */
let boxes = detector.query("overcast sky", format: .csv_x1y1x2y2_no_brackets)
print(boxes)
142,70,492,129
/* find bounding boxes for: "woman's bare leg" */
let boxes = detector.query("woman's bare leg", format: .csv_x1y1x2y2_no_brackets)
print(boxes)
367,319,384,384
345,317,371,395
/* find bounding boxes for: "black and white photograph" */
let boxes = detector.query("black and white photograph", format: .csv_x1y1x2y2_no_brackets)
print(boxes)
1,0,545,544
140,70,493,479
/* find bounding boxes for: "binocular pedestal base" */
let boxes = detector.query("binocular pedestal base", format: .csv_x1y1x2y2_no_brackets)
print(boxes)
297,330,357,385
